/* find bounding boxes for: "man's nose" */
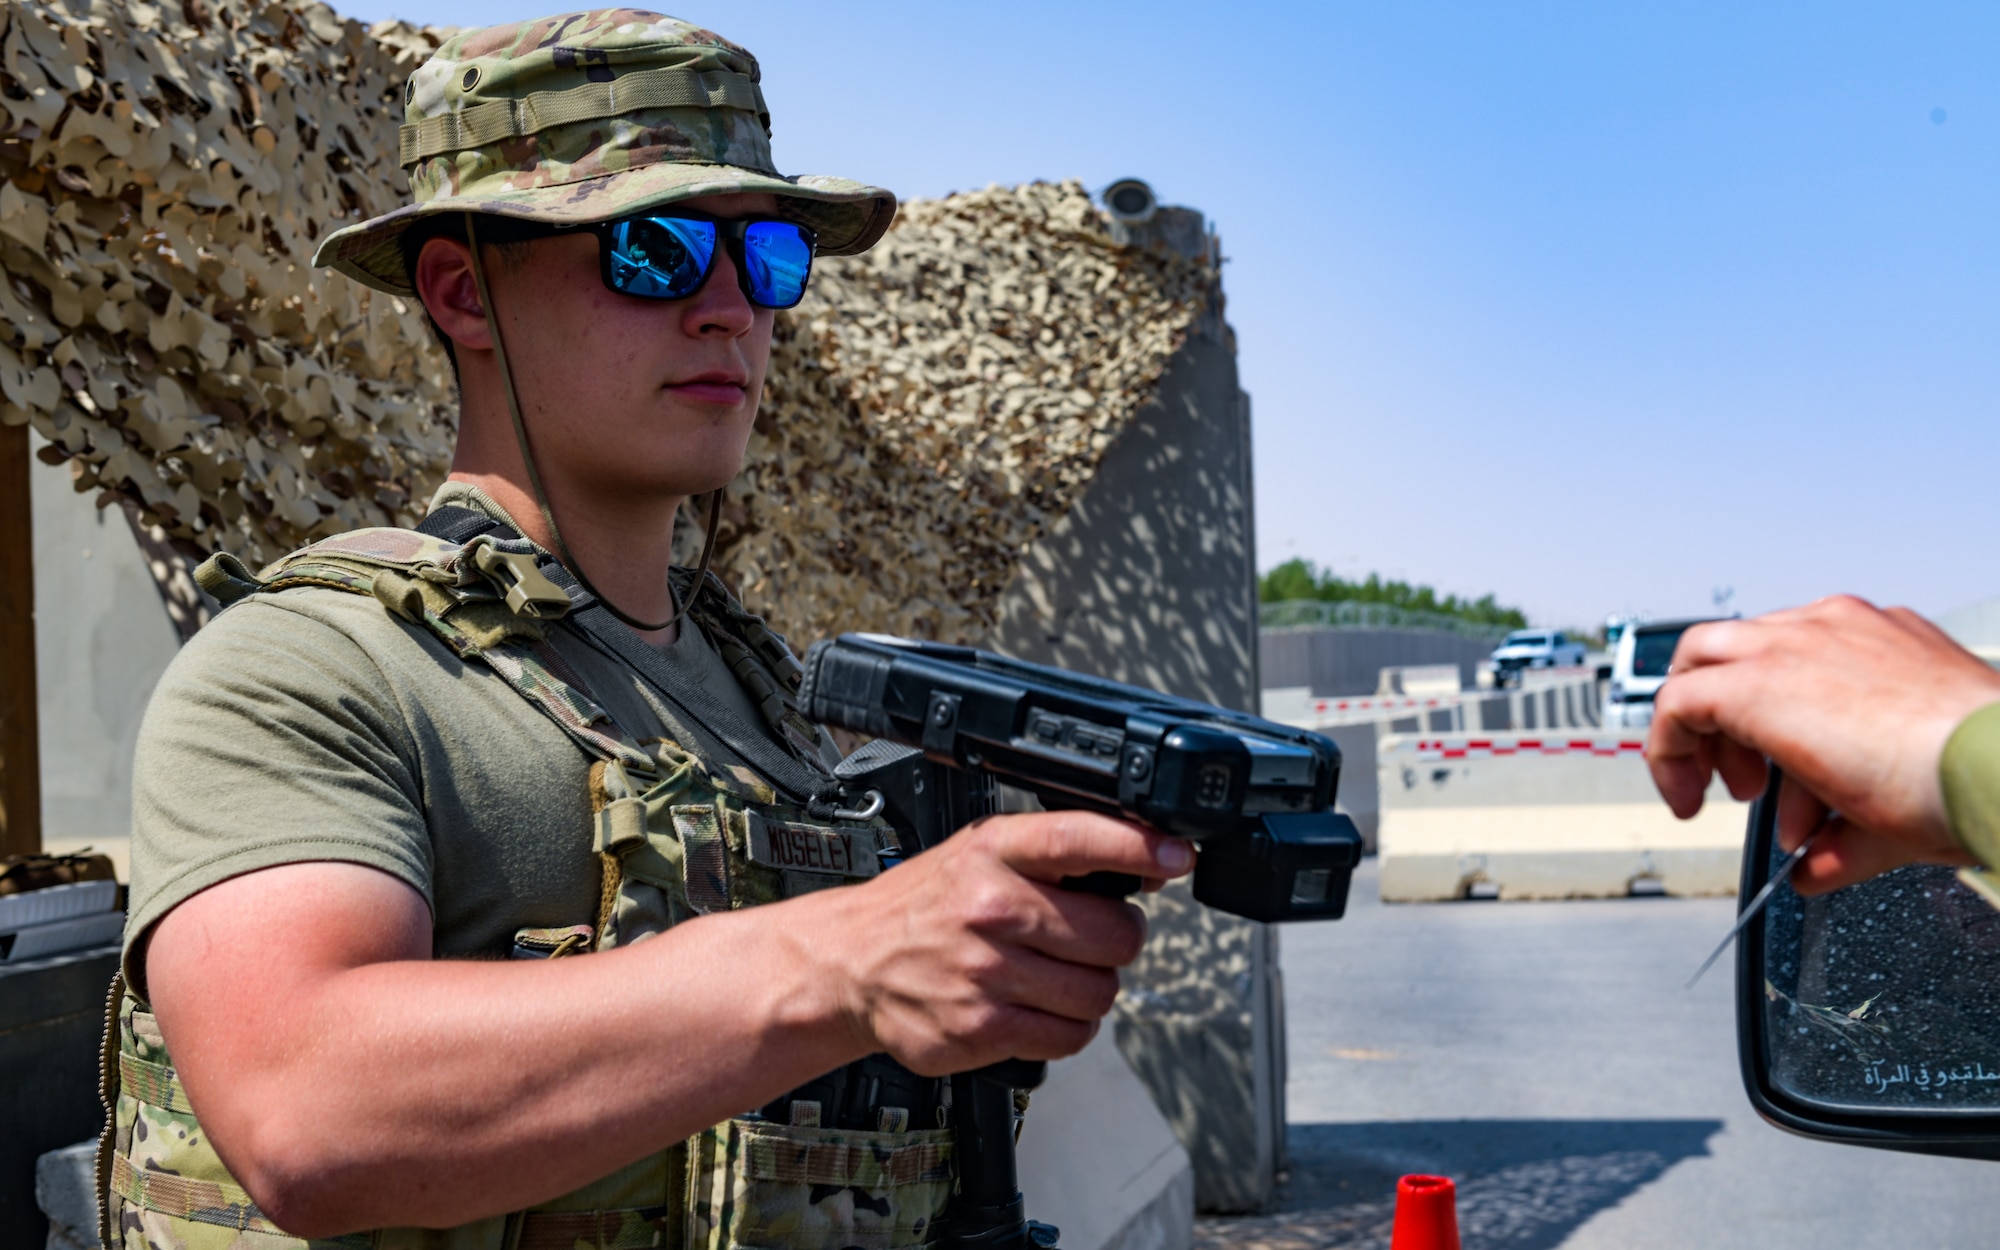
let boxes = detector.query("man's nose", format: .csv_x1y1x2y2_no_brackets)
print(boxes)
684,242,756,336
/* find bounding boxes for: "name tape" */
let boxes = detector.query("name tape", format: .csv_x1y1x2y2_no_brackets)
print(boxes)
746,813,880,879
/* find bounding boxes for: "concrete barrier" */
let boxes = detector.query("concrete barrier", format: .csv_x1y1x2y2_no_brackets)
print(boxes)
1377,733,1749,902
1262,685,1473,729
1378,664,1459,695
1265,675,1601,734
1016,1027,1195,1250
1262,676,1605,854
36,1140,95,1250
986,228,1279,1215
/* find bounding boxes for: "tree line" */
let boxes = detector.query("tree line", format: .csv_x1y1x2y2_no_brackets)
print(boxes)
1258,559,1529,631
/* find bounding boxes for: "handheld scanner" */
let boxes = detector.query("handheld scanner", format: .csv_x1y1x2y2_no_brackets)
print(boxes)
801,633,1363,922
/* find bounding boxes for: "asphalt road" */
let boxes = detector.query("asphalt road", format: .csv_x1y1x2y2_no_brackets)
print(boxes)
1197,857,1994,1249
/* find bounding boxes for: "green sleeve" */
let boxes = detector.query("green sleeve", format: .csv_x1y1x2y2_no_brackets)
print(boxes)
125,595,435,992
1940,701,2000,870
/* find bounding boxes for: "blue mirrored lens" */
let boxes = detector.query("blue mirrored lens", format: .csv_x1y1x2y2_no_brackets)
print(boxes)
607,217,715,299
742,221,814,308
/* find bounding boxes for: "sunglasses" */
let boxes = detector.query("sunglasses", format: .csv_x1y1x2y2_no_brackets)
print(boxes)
569,212,818,310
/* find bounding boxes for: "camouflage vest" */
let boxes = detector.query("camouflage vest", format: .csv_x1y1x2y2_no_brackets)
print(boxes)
100,526,956,1250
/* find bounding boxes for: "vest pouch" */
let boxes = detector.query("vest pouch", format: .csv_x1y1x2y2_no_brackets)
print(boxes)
592,752,741,948
592,753,892,952
686,1118,954,1250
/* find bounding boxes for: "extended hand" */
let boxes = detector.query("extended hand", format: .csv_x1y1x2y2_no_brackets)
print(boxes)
807,810,1192,1075
1648,595,2000,894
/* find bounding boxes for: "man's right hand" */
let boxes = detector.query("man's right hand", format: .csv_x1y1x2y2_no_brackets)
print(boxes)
800,809,1192,1075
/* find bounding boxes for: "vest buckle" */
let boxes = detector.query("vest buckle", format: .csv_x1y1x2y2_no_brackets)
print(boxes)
472,544,572,619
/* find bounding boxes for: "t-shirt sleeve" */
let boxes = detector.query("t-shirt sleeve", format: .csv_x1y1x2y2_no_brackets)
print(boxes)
1941,700,2000,872
125,594,435,984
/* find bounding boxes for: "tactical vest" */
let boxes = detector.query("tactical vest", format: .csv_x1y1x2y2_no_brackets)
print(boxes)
99,525,956,1250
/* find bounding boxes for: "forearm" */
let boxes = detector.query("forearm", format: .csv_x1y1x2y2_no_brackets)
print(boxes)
164,894,866,1236
150,811,1179,1237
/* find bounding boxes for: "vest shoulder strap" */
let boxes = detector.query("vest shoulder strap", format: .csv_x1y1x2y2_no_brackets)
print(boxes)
191,530,655,774
416,506,837,809
678,567,830,763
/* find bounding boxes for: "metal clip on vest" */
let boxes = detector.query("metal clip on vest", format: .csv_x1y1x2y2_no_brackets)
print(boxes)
828,789,887,822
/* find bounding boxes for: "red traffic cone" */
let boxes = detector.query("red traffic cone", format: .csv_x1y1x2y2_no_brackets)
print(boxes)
1390,1174,1461,1250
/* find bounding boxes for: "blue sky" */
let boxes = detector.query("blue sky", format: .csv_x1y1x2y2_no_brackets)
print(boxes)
345,1,2000,628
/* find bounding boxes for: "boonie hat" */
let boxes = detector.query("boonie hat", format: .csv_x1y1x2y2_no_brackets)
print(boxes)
313,9,897,295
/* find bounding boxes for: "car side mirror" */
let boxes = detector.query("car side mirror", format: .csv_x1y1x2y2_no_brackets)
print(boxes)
1738,773,2000,1159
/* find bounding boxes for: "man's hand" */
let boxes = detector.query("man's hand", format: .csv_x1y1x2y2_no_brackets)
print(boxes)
803,810,1191,1075
1648,595,2000,895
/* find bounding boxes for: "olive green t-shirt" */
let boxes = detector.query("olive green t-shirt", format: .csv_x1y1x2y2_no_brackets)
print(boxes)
1943,700,2000,872
125,483,802,985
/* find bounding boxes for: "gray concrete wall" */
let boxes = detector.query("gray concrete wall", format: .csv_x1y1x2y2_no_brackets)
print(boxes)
985,340,1257,713
30,436,179,868
1014,1028,1194,1250
1260,626,1498,698
985,216,1284,1212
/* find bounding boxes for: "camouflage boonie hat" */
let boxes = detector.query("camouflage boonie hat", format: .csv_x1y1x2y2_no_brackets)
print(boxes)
312,9,897,295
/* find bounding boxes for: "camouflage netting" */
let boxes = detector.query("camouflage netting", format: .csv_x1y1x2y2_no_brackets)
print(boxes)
736,183,1213,643
0,1,456,564
0,0,1216,646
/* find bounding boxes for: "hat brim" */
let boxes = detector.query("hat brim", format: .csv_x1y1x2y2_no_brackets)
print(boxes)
313,162,896,296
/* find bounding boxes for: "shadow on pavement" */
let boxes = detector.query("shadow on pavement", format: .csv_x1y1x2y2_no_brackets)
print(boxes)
1195,1118,1723,1250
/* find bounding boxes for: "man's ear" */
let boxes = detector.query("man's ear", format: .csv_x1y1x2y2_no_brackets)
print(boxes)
412,235,492,353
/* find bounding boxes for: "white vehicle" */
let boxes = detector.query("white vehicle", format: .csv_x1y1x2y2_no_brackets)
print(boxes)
1603,616,1722,728
1488,629,1588,686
